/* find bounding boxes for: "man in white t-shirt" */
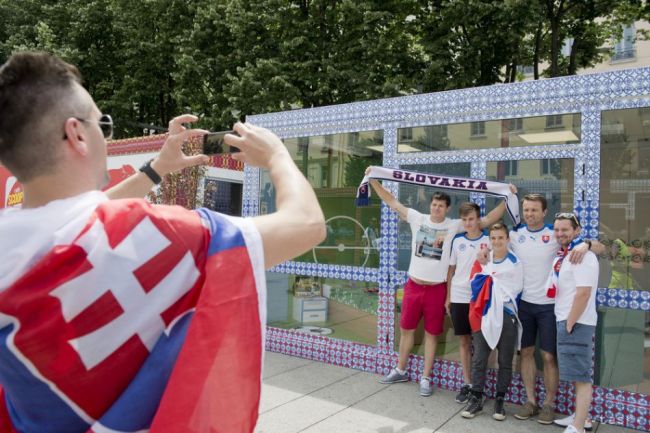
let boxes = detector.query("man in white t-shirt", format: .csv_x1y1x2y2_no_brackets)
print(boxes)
506,194,598,427
446,202,490,404
551,213,599,433
366,167,511,397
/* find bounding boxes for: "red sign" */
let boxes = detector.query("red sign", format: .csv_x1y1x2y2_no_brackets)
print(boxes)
0,166,23,209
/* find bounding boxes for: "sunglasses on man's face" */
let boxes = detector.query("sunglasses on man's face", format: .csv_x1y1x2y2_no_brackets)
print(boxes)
63,114,114,140
554,212,581,227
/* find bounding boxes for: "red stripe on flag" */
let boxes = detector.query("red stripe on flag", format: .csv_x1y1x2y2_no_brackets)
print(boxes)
150,246,262,433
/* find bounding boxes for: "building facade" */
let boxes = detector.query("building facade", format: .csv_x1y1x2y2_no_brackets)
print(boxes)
246,67,650,431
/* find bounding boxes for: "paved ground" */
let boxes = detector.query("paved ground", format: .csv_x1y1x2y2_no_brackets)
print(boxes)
256,351,633,433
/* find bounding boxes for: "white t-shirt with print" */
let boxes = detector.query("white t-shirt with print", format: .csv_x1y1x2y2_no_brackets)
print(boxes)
509,224,559,305
406,209,462,283
554,251,599,326
449,231,491,303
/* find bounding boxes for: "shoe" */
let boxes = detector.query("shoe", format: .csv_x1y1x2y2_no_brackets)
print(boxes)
538,404,555,424
419,377,433,397
554,413,593,431
562,425,584,433
461,394,483,419
514,401,539,420
493,396,506,421
455,384,471,403
379,368,408,384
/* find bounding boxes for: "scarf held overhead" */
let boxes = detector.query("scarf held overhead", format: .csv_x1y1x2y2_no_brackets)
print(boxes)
356,166,520,225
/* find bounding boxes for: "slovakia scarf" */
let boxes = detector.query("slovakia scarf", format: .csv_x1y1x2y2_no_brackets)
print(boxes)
357,166,520,225
545,238,584,299
469,254,523,349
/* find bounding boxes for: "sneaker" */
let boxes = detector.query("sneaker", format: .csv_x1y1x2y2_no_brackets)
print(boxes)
554,413,593,431
379,368,408,384
538,403,555,424
419,377,433,397
493,396,506,421
461,394,483,419
455,384,471,404
514,401,539,420
562,425,584,433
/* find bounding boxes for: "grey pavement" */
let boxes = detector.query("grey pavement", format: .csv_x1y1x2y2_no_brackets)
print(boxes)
256,351,632,433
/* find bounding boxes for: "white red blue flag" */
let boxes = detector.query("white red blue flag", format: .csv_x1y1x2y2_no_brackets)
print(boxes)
0,191,266,433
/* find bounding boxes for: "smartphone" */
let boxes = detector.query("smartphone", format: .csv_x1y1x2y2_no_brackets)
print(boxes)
202,130,240,155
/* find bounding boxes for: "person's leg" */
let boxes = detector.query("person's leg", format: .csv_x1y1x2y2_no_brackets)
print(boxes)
397,328,415,371
470,331,490,395
495,315,517,396
459,334,472,384
515,301,541,420
422,282,447,377
572,381,593,432
537,304,559,409
541,350,559,404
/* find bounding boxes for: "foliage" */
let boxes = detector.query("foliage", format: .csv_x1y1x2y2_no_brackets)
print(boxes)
0,0,647,138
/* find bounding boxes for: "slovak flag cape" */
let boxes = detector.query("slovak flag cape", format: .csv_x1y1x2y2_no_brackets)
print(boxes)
0,191,266,433
469,253,523,350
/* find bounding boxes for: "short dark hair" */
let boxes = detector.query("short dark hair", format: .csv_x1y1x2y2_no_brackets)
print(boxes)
554,212,581,229
489,222,509,237
459,202,480,218
0,52,84,182
431,191,451,207
522,193,547,211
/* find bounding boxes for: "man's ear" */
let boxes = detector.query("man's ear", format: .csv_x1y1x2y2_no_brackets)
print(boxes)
63,117,89,156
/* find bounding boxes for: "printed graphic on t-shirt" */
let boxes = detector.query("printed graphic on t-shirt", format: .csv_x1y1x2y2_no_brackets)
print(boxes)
414,225,447,260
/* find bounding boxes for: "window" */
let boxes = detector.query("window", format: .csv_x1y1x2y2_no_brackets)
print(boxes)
612,24,636,62
540,159,560,176
471,121,486,137
399,127,413,142
509,118,524,132
504,160,518,176
516,65,534,76
261,131,383,267
546,115,563,129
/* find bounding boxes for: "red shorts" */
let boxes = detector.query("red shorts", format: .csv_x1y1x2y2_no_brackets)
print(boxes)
399,279,447,336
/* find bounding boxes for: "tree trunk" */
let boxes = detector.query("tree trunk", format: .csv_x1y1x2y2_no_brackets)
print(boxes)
533,21,542,80
510,61,517,82
568,36,579,75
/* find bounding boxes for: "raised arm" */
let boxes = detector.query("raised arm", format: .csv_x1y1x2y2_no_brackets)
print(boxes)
106,114,209,199
228,123,326,269
366,167,408,220
479,184,517,228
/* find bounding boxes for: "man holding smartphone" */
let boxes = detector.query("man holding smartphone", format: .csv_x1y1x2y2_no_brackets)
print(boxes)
0,51,325,433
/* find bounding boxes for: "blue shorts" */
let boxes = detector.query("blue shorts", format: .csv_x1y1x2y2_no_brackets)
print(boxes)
519,300,556,353
556,321,595,383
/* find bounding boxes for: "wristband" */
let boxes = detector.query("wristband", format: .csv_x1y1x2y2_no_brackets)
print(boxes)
139,159,162,185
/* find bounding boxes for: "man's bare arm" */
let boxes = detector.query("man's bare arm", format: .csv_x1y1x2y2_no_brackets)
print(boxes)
479,184,518,229
228,123,326,269
366,167,408,220
106,114,209,199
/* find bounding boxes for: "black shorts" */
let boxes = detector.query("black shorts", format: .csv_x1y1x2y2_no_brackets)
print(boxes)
519,300,557,353
450,303,472,336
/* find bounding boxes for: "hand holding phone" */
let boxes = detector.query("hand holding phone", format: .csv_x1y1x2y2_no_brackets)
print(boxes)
202,130,241,155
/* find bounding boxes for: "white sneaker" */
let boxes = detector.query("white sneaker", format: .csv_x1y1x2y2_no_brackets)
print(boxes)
562,425,583,433
419,377,433,397
554,413,593,431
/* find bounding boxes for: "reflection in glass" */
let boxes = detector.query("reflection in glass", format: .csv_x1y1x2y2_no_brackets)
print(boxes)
266,272,378,345
259,131,383,267
596,107,650,394
397,114,581,153
486,158,574,226
203,178,242,216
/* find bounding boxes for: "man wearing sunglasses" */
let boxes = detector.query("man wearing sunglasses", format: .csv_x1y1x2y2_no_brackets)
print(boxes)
0,51,326,433
550,213,599,433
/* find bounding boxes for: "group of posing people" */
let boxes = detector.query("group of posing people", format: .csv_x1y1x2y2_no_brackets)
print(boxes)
368,170,601,433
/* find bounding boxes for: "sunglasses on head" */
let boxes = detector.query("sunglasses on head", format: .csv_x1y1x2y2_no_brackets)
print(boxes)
554,212,581,227
63,114,113,140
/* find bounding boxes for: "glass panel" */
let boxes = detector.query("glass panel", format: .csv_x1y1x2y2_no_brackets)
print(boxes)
203,178,242,216
397,114,581,153
596,107,650,393
599,107,650,292
485,158,575,225
260,131,383,267
266,272,377,345
595,308,650,393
